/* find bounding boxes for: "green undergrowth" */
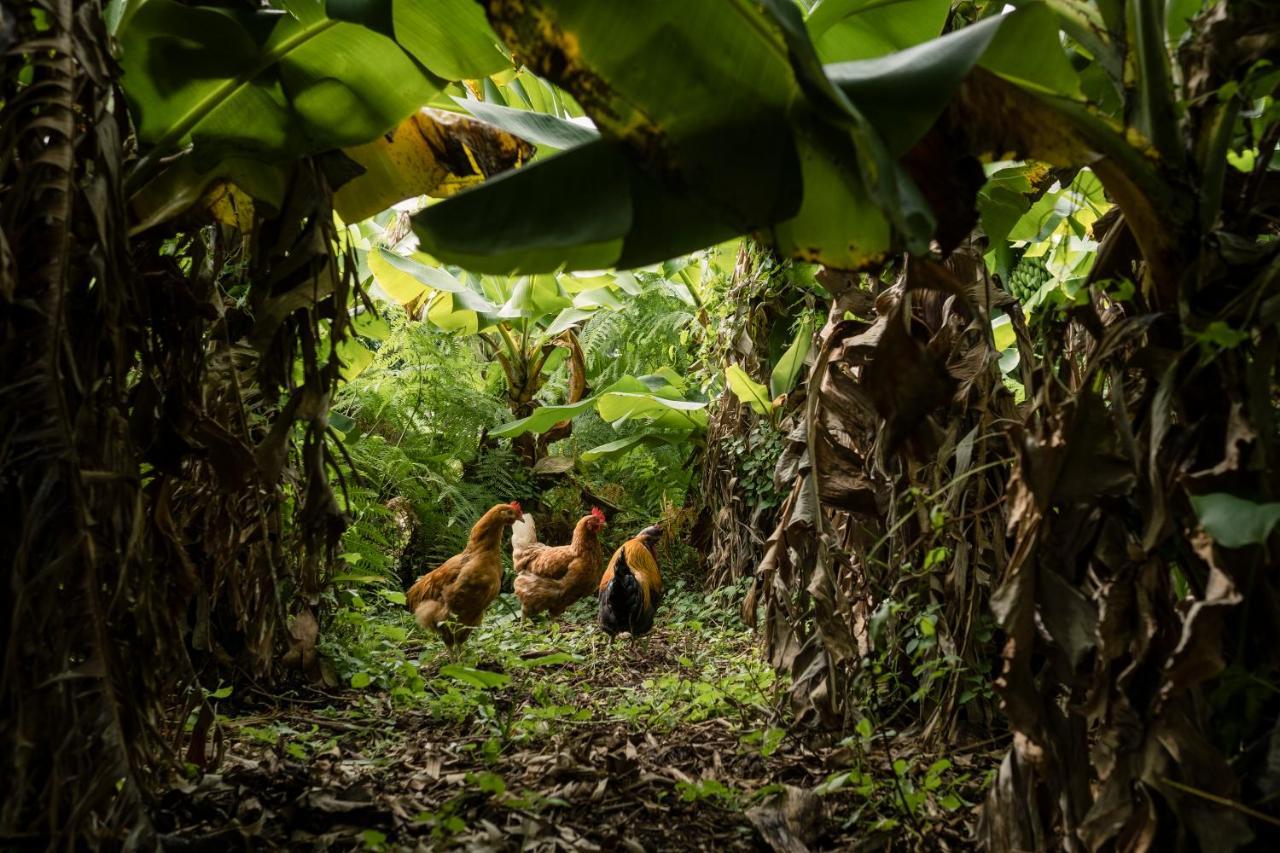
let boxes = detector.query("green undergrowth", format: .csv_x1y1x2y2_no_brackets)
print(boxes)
319,579,779,739
197,579,991,848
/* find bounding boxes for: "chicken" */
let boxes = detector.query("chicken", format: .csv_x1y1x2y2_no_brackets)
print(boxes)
406,502,522,652
597,525,664,637
511,507,607,618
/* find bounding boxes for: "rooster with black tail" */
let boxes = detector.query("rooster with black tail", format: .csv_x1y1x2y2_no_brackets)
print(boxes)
597,525,664,638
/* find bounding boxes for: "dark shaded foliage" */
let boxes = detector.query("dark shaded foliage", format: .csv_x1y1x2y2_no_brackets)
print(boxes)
0,1,355,841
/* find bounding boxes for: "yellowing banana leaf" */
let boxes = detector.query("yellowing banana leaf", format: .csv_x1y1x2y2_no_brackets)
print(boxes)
351,310,391,341
335,109,534,223
368,247,430,307
121,0,509,231
127,156,290,236
335,337,375,381
426,293,480,334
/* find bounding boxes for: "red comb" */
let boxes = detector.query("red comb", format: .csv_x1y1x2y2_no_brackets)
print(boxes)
591,506,606,524
510,501,522,514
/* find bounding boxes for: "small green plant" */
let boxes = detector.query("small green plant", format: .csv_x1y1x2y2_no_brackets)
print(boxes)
675,778,740,807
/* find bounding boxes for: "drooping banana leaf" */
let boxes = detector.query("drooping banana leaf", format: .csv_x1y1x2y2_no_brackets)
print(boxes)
596,392,708,432
806,0,952,63
580,433,676,463
413,138,739,273
725,366,774,416
489,399,599,438
413,3,1129,274
414,0,806,272
334,109,533,223
368,247,502,329
324,0,506,81
120,0,508,229
457,98,599,150
483,0,804,231
490,375,707,439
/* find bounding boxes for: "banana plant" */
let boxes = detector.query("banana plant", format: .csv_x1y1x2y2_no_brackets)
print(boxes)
488,371,709,464
394,3,1280,850
117,0,521,232
724,314,816,423
364,246,666,464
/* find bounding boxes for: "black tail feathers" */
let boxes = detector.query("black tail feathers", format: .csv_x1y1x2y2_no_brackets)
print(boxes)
599,548,654,637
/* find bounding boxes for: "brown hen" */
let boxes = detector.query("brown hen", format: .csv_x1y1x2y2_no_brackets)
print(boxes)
511,507,607,619
406,502,521,652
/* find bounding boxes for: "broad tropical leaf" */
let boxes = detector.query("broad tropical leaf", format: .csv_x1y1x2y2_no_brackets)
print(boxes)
490,375,706,439
489,399,598,438
725,366,774,415
122,1,442,162
413,3,1088,273
334,109,533,223
121,0,508,228
580,433,663,462
807,0,951,63
770,318,814,398
1190,493,1280,549
596,392,708,432
458,98,599,149
325,0,506,80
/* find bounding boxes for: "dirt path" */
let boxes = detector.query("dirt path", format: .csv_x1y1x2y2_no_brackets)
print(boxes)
157,587,990,850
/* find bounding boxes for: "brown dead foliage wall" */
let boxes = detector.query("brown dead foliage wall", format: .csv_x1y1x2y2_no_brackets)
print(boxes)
749,33,1280,847
0,2,353,843
750,246,1011,744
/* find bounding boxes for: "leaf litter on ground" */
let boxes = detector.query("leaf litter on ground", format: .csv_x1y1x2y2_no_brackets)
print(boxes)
157,585,999,850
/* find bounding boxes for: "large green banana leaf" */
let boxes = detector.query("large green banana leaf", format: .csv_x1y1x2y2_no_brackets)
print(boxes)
412,3,1099,274
806,0,951,63
457,98,599,150
414,0,809,272
120,0,507,225
414,138,739,273
490,376,707,440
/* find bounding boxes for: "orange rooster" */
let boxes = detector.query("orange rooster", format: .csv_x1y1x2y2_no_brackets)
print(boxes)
511,507,607,619
598,525,664,637
405,502,522,653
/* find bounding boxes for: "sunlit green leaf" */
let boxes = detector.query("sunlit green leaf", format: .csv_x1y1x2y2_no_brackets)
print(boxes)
439,664,511,689
581,433,662,462
458,98,599,149
725,366,774,415
808,0,951,63
770,318,814,398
